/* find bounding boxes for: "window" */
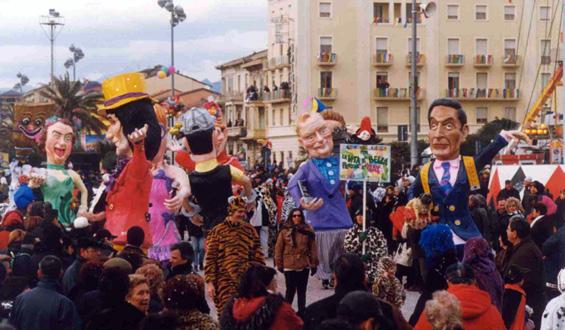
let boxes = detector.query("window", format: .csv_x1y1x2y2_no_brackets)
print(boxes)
447,4,458,20
448,72,460,89
376,72,389,89
408,37,421,55
448,38,460,55
504,39,517,57
504,107,516,121
505,73,516,90
406,3,422,23
409,71,420,88
320,37,333,55
475,5,487,20
541,39,551,64
476,72,488,89
504,5,515,20
409,106,421,132
321,71,333,88
476,107,488,124
373,3,390,23
376,38,388,56
279,107,284,126
476,38,487,55
319,2,331,18
540,6,550,21
376,107,388,132
258,108,266,129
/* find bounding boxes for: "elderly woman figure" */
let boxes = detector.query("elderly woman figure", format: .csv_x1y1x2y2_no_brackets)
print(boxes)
135,263,165,313
127,274,151,315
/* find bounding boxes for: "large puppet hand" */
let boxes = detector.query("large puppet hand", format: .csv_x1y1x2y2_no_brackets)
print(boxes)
28,174,45,188
300,197,324,211
502,130,532,145
127,124,148,144
167,138,184,152
164,194,185,212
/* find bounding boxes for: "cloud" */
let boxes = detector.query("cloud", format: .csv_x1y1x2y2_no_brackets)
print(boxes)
0,0,267,88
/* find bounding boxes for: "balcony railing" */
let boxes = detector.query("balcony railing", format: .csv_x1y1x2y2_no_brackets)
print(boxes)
221,91,244,102
446,54,465,66
317,88,337,99
317,52,337,66
227,126,247,138
405,53,425,67
269,56,290,69
373,16,390,24
474,54,493,67
373,52,393,66
374,87,423,100
445,88,520,100
502,54,520,67
262,89,291,102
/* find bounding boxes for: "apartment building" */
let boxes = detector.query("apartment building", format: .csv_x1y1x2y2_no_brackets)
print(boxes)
221,0,562,166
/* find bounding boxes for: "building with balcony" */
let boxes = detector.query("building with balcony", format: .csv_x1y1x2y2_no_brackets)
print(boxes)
220,0,563,167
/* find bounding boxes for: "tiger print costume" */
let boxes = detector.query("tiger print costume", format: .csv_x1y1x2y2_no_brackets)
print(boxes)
204,217,265,317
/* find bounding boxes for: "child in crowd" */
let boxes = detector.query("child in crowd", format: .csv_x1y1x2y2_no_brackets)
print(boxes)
372,256,406,308
502,265,528,330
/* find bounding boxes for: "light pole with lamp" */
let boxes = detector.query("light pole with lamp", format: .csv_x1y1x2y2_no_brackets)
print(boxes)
64,45,85,81
409,1,435,168
40,9,64,84
157,0,187,99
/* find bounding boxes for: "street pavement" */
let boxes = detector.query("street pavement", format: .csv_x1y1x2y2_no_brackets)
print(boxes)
203,258,420,321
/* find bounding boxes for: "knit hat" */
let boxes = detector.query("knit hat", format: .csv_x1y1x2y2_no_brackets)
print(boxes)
337,291,388,326
180,107,215,136
162,274,204,311
103,257,133,274
354,116,376,142
227,196,247,215
2,210,23,227
13,184,35,211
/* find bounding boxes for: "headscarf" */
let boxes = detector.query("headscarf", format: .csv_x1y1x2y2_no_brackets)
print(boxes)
463,237,503,310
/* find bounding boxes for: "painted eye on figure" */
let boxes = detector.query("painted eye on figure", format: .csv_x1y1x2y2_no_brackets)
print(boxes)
21,117,31,126
35,118,44,126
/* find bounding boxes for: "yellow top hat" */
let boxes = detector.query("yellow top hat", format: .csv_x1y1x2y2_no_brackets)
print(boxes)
99,72,150,113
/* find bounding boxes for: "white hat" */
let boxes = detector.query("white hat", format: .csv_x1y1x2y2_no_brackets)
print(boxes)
73,217,89,229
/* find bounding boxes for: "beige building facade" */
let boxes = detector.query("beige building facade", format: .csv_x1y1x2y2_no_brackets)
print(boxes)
220,0,562,167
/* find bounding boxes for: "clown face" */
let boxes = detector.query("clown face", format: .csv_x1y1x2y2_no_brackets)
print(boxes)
45,122,74,165
358,130,371,141
298,114,333,158
106,113,130,157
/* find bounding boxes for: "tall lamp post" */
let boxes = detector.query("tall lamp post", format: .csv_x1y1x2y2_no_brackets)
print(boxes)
64,45,85,81
409,1,435,168
157,0,187,99
40,9,65,83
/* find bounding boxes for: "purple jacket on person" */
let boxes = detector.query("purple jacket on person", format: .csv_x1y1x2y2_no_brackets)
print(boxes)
288,159,353,231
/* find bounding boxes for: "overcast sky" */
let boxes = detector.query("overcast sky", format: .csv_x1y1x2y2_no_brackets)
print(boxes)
0,0,267,90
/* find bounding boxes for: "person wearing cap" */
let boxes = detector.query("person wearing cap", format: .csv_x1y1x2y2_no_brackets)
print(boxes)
98,72,162,246
204,196,264,317
177,107,254,231
62,238,102,295
337,291,394,330
497,180,521,202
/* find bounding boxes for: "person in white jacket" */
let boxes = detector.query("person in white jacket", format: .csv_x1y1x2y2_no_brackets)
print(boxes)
541,267,565,330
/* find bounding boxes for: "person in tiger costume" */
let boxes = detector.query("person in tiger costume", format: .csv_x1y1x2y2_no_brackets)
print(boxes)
204,196,265,317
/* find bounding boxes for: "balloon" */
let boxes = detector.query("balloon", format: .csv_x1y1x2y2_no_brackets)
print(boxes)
161,66,168,73
168,66,175,74
158,71,166,79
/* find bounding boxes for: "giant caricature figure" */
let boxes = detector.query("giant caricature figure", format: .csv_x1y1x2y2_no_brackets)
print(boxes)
409,98,529,243
98,72,163,246
39,118,88,228
288,112,352,288
178,107,254,232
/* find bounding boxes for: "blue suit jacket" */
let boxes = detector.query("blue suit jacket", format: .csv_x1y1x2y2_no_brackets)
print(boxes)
288,159,353,231
409,135,508,240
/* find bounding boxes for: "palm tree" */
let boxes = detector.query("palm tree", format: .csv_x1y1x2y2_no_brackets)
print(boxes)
39,73,105,135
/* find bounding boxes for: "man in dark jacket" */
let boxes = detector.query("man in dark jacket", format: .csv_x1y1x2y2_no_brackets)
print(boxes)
504,218,546,329
302,253,409,330
11,255,81,330
498,180,521,201
542,222,565,299
62,238,101,295
165,241,194,280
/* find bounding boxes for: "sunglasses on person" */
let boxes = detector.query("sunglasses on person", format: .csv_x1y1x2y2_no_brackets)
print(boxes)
292,213,302,218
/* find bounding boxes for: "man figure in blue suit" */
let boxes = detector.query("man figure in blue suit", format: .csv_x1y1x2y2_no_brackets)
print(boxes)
409,98,529,243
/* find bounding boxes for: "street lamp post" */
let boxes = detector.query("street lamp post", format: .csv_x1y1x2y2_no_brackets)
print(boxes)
409,2,435,168
40,9,64,83
157,0,187,98
64,45,85,81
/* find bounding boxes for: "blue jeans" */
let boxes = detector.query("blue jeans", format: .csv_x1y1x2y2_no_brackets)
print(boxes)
190,236,205,268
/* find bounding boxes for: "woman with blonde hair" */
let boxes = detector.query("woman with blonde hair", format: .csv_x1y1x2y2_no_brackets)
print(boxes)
127,274,151,315
135,263,165,313
424,290,463,330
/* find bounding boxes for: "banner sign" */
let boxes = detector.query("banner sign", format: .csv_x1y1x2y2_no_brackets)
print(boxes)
339,144,391,182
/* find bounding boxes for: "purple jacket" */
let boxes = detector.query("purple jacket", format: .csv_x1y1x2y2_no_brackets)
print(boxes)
288,160,352,231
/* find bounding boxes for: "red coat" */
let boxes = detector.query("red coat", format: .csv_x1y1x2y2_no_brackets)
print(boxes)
231,296,303,330
415,284,505,330
105,143,153,246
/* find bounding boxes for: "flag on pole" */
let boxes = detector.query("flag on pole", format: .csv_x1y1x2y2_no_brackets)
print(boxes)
311,97,328,113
